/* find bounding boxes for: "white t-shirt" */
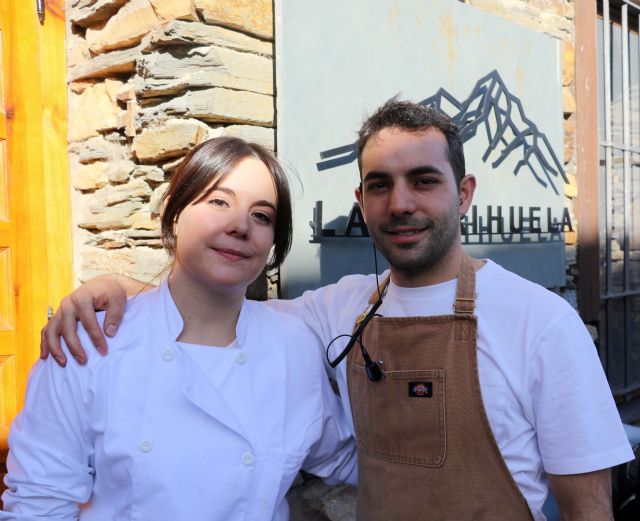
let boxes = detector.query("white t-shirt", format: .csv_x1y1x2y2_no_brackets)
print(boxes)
269,260,633,521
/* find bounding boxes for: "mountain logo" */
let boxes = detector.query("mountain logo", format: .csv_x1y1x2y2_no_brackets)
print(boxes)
316,70,568,195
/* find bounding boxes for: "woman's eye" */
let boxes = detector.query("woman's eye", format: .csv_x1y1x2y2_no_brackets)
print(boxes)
253,212,273,224
208,198,228,207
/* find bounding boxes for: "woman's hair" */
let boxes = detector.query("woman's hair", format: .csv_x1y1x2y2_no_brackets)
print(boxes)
159,137,293,270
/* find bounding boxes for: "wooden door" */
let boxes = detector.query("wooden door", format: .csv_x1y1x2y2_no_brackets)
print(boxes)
0,0,13,448
0,0,71,462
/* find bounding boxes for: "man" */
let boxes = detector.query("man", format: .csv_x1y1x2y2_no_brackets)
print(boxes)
42,98,632,520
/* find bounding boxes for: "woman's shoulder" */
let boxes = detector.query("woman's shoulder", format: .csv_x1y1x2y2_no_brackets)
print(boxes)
74,287,163,367
243,299,309,334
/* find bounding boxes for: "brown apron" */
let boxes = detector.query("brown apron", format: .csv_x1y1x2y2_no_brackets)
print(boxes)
347,254,534,520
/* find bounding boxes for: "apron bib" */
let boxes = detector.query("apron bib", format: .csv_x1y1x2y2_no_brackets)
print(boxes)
347,255,534,520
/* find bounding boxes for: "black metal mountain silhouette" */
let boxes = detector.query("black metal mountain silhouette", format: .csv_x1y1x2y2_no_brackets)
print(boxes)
317,70,568,195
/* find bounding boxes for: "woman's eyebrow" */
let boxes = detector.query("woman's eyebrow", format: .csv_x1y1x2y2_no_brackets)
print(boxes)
253,200,277,212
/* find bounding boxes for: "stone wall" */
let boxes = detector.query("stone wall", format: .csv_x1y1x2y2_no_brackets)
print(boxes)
67,0,274,286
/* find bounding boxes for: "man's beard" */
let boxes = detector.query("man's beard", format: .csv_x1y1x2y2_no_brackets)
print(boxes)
370,205,461,278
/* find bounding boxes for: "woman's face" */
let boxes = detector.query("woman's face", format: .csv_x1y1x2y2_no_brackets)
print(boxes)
172,157,277,293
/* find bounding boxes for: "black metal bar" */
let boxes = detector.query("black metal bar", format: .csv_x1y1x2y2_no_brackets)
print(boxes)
601,289,640,299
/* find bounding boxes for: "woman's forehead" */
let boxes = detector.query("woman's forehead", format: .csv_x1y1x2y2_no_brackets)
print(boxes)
213,158,277,203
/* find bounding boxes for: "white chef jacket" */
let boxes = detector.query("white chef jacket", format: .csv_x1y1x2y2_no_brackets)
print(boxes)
1,279,357,521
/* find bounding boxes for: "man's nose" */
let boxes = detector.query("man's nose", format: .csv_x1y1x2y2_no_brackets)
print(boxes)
389,184,417,215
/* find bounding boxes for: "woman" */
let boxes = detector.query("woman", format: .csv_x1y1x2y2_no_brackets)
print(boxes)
1,137,356,520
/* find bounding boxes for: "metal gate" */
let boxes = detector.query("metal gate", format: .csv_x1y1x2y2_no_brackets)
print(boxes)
597,0,640,396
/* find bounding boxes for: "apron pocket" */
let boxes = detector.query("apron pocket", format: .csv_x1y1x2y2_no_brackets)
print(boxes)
350,364,446,467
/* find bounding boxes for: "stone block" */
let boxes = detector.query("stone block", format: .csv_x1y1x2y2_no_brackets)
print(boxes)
78,245,169,284
86,0,160,54
146,20,272,56
70,0,128,28
138,87,273,127
69,43,142,81
108,159,136,183
195,0,273,40
122,100,139,138
106,178,153,205
135,44,272,98
161,157,185,172
562,41,574,87
72,162,110,190
222,125,274,150
78,192,144,231
133,165,165,183
70,135,127,164
91,231,127,249
149,0,198,22
562,86,576,114
132,118,209,163
116,82,136,102
564,173,577,199
465,0,573,41
149,182,169,217
68,32,92,70
69,80,123,141
564,230,577,245
128,208,160,231
564,114,576,163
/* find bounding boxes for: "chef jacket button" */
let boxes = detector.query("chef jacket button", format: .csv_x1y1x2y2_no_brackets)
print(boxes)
236,352,247,365
241,452,254,466
162,349,174,361
139,440,153,453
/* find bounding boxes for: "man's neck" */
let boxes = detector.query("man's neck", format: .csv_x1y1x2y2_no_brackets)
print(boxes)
390,245,465,288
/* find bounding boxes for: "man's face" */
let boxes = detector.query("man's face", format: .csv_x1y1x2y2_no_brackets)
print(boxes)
355,127,475,286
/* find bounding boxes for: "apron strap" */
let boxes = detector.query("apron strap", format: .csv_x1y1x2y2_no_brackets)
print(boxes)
360,253,477,321
453,253,477,315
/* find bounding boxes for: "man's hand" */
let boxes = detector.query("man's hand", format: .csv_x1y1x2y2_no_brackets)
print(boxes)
548,468,614,521
40,274,146,366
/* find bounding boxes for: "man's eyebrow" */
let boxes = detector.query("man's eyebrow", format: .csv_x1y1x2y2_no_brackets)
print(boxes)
363,165,445,181
406,165,445,176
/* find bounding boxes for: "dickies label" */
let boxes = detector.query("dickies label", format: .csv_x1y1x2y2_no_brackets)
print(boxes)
408,382,433,398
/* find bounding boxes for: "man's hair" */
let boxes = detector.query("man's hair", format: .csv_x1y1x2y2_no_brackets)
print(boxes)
357,96,466,185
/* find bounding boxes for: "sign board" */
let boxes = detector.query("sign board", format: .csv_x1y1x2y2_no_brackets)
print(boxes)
275,0,567,297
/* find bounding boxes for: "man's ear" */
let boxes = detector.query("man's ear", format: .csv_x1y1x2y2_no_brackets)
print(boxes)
458,174,476,217
354,185,366,223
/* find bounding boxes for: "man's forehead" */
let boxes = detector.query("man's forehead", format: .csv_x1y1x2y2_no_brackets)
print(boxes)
362,127,450,166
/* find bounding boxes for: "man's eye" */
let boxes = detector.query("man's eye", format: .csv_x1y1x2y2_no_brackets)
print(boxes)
416,177,436,186
366,182,389,191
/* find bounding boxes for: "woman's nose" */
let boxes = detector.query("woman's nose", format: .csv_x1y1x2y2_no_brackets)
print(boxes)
226,208,250,237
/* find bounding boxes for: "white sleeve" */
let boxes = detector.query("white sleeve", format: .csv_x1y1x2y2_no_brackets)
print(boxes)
266,288,339,376
300,368,358,486
0,349,94,519
530,310,634,475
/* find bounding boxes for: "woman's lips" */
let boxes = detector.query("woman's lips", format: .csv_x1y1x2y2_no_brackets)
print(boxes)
212,248,250,261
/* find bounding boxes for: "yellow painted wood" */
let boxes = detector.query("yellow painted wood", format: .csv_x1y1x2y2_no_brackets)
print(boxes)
0,0,72,451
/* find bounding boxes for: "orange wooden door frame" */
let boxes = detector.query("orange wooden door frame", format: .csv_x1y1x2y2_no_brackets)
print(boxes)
0,0,72,453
